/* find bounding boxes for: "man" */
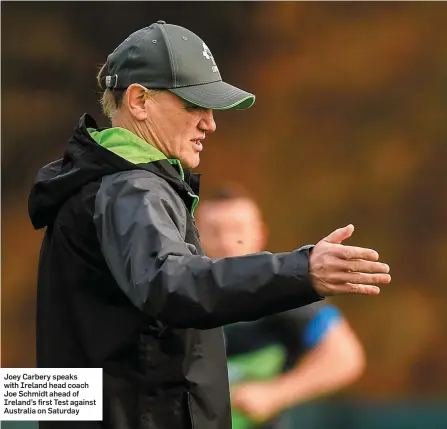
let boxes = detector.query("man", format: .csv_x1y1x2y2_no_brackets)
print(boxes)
196,185,366,429
28,21,390,429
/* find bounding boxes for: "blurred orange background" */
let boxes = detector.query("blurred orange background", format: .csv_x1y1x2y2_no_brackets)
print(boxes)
2,1,447,416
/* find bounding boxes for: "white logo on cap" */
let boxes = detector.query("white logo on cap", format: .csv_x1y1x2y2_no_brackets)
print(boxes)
202,42,219,73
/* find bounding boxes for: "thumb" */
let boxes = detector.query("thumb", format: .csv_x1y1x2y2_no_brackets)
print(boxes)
323,224,354,244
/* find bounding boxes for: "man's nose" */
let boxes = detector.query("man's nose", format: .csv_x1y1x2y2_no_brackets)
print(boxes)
199,109,216,133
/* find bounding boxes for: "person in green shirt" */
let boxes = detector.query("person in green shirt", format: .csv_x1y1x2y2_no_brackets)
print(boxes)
196,185,366,429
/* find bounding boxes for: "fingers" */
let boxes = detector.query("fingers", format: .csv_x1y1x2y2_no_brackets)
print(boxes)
338,259,390,274
332,272,391,285
323,224,354,245
331,244,379,261
329,284,381,296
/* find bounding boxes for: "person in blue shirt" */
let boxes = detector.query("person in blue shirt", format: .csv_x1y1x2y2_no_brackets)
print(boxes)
196,184,366,429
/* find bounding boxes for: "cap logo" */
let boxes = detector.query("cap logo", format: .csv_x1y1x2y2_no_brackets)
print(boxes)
202,42,219,73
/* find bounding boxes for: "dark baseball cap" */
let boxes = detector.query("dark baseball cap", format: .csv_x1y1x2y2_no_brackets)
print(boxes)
105,20,255,110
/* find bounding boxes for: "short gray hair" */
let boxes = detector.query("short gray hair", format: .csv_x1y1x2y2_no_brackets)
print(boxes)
96,63,159,120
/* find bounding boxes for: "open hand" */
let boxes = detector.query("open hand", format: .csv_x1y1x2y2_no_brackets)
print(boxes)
309,224,391,296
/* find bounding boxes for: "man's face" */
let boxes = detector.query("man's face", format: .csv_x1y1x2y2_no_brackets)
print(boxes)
143,91,216,168
196,198,267,258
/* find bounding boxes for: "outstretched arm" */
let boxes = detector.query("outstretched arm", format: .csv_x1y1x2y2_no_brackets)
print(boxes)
95,171,390,329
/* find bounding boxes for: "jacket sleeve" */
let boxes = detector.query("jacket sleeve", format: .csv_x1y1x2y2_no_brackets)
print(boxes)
94,171,323,330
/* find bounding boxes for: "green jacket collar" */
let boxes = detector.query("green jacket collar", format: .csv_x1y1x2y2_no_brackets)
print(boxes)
88,127,185,180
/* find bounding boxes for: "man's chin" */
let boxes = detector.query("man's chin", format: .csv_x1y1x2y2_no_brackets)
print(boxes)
181,155,200,169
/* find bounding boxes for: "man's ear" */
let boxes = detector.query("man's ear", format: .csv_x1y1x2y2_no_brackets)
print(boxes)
125,84,149,121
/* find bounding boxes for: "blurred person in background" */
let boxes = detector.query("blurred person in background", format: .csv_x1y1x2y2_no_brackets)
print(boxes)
196,185,366,429
28,21,390,429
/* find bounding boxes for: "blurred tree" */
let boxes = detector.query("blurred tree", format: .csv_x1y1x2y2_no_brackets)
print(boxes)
2,1,447,399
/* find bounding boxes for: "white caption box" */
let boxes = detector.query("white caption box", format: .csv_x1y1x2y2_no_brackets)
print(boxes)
0,368,103,421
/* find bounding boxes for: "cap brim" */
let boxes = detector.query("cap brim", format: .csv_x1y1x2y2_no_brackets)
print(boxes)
169,81,255,110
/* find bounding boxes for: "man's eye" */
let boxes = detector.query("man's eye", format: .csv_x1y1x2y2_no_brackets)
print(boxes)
184,101,203,112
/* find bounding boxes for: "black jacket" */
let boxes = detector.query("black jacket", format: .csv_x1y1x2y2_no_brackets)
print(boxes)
28,114,323,429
